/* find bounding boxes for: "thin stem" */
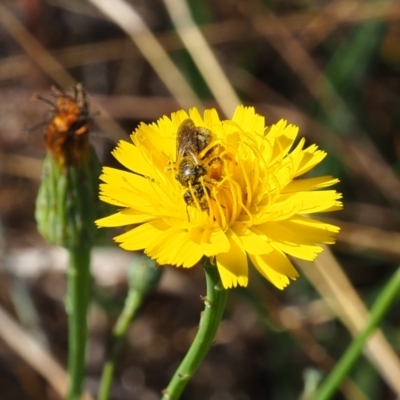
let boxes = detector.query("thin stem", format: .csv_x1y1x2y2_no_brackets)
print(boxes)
161,259,228,400
97,255,162,400
97,290,142,400
67,247,91,400
314,266,400,400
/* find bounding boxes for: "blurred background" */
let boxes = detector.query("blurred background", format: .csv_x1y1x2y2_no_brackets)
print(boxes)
1,0,400,399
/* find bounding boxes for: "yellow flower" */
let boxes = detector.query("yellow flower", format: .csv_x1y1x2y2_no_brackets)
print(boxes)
96,106,342,289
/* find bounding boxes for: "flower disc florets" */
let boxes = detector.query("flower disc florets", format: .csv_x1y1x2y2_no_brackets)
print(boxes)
97,106,342,289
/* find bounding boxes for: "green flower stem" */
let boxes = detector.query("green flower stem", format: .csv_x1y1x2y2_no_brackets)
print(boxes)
314,266,400,400
67,246,91,400
161,260,228,400
97,289,142,400
97,255,162,400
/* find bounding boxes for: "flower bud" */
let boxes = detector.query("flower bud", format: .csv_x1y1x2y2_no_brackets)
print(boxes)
34,84,109,248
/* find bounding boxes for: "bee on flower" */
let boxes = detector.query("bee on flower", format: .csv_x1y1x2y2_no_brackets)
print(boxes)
96,106,342,289
172,117,230,212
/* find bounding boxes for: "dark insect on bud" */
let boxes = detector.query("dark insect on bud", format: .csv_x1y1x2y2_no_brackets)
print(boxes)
33,83,91,166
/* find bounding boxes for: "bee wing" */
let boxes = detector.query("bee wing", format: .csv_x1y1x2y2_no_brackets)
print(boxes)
176,118,196,157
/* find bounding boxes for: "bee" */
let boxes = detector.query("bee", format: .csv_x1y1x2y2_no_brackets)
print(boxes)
174,118,223,211
183,183,209,211
33,84,91,165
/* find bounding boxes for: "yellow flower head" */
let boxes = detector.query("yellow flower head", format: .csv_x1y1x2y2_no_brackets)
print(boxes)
96,106,342,289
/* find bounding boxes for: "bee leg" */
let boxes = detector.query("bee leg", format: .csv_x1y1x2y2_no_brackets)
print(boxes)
207,156,225,182
184,183,209,212
24,119,50,133
200,142,223,160
186,205,191,222
207,155,223,166
34,95,56,108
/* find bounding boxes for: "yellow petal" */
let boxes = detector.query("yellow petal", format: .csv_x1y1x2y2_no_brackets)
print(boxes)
100,167,154,194
112,140,158,179
171,110,190,132
258,222,325,260
263,191,342,221
282,176,340,193
99,167,177,215
216,231,248,289
254,217,339,260
98,194,127,208
249,251,299,289
272,242,323,261
188,107,205,126
284,216,341,242
231,106,265,136
96,210,154,227
294,145,327,176
115,220,169,251
200,227,230,257
249,254,290,290
146,228,203,267
202,108,222,129
234,226,273,255
265,120,298,161
251,249,299,279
